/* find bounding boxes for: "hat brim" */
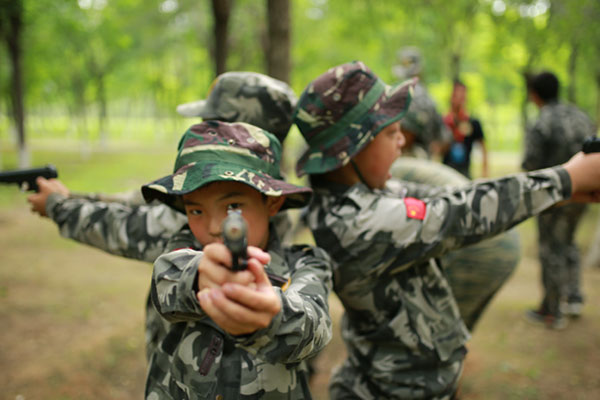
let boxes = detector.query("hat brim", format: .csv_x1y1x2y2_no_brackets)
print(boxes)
176,100,212,118
296,78,415,176
142,161,312,213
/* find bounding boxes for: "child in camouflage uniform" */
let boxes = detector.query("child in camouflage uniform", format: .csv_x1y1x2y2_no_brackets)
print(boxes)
140,121,332,399
26,72,299,361
293,61,600,399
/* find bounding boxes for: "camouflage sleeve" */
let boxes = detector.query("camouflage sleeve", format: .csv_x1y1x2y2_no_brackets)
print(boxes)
521,123,546,171
150,248,206,322
386,178,451,199
350,167,571,272
235,245,333,364
46,192,187,262
69,188,147,206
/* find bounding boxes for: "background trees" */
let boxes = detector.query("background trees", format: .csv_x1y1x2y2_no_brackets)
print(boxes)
0,0,598,168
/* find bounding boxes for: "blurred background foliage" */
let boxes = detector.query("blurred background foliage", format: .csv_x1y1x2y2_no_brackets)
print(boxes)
0,0,599,169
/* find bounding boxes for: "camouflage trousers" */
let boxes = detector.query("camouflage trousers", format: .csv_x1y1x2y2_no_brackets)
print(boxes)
584,211,600,269
391,157,521,330
536,203,587,316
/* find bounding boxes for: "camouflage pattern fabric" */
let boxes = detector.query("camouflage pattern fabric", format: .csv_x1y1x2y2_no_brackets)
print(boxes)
294,61,414,176
142,121,311,212
306,167,571,399
46,192,294,360
522,102,595,170
399,82,452,157
584,214,600,269
522,101,596,315
390,157,520,330
176,71,297,142
146,226,332,399
536,203,586,315
69,187,147,206
46,193,186,263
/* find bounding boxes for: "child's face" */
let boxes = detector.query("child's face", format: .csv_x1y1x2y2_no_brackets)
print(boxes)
182,181,285,249
352,122,405,189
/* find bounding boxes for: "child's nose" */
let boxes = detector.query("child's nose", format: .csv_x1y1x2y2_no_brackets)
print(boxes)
208,216,224,238
397,132,406,148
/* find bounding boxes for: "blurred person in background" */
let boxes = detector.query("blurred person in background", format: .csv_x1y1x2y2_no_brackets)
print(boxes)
392,46,452,159
522,70,597,329
442,79,489,178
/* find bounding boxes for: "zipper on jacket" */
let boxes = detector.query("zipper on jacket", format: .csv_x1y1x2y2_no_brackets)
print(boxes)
199,334,222,376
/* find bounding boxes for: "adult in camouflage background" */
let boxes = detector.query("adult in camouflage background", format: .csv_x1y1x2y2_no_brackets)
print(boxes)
522,70,598,329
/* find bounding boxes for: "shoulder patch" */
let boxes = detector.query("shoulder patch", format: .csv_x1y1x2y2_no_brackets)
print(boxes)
404,197,426,220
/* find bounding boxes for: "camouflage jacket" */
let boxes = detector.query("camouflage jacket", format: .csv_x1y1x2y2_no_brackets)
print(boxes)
146,226,332,400
307,166,571,399
46,192,187,263
46,192,296,363
522,101,596,171
46,191,294,262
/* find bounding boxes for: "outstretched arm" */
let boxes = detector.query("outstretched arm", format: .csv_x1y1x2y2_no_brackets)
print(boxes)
31,177,187,262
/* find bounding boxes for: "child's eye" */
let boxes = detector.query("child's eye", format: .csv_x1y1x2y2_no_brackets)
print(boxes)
188,209,202,216
227,203,242,211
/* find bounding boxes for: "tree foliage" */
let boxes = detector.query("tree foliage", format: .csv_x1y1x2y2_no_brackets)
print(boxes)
0,0,598,159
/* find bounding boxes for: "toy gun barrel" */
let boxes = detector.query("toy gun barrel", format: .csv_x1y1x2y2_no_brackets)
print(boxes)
0,164,58,192
582,136,600,154
221,210,291,290
223,210,248,271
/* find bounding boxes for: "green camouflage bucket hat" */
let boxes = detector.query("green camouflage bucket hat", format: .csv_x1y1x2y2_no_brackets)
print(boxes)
176,72,297,142
142,121,312,213
294,61,415,176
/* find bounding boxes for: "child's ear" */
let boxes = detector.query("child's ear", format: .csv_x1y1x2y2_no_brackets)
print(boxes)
267,195,286,216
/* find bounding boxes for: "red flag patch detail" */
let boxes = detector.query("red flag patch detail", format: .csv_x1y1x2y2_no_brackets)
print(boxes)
404,197,426,220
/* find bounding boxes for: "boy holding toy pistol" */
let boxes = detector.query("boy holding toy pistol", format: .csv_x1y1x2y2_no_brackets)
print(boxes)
140,120,332,399
293,61,600,399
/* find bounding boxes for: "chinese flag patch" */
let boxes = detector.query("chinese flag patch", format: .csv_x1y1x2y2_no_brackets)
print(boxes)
404,197,426,220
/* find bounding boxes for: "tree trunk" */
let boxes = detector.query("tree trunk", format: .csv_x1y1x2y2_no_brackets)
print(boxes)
2,0,29,167
211,0,232,76
96,73,108,150
596,66,600,125
266,0,290,83
450,51,461,82
520,52,537,136
567,41,578,104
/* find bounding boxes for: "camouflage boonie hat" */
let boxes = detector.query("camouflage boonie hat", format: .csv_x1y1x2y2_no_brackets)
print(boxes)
142,121,311,213
294,61,414,176
176,72,297,142
392,46,422,80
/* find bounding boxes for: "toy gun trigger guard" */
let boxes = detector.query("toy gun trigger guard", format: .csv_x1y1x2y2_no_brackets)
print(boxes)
222,210,248,271
582,136,600,154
